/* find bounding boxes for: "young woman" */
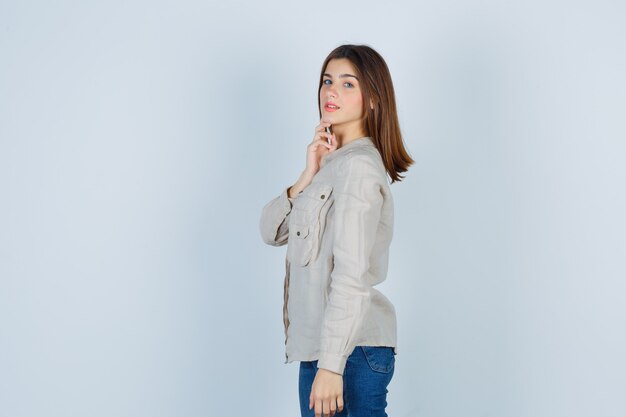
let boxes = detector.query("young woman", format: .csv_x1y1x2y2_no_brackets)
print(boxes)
259,44,413,417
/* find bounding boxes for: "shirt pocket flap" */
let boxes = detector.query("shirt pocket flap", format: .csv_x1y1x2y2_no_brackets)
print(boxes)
297,183,333,211
292,223,310,239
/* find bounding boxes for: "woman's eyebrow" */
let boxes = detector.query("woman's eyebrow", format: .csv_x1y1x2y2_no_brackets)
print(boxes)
323,73,359,81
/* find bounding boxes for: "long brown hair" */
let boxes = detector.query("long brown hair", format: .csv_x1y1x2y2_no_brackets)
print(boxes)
317,44,414,183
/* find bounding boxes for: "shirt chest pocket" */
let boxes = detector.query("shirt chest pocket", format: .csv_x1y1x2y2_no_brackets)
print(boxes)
287,183,334,267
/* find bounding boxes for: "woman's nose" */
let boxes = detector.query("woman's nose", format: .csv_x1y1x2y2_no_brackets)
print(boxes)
325,86,338,99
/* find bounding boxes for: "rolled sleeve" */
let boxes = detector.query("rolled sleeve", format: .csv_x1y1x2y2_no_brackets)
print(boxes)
259,186,293,246
317,155,384,375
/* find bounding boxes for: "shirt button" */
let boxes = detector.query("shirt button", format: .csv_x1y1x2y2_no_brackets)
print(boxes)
320,194,325,199
296,231,300,236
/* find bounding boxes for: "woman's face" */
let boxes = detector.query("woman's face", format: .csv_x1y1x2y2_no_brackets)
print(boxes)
319,58,364,130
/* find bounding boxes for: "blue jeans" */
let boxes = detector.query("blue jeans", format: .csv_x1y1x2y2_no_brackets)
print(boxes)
298,346,395,417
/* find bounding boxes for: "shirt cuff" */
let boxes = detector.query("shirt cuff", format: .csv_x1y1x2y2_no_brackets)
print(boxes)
317,351,349,375
278,185,292,204
287,186,303,204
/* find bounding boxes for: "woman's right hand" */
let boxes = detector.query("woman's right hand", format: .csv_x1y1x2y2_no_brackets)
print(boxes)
305,120,337,177
288,120,338,199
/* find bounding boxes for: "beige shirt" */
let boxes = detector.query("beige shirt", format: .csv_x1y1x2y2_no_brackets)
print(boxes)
259,136,397,375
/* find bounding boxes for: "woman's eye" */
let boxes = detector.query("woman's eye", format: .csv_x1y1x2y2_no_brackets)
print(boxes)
323,79,354,88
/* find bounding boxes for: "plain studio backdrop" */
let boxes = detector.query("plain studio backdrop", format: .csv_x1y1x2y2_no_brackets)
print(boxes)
1,1,625,416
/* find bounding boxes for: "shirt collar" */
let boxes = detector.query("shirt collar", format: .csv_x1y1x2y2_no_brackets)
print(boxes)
320,136,374,168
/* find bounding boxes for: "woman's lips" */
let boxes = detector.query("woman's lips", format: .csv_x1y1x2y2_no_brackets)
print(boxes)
324,104,340,112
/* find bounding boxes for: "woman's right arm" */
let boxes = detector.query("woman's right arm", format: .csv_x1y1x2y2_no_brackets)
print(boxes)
258,186,293,246
259,171,314,246
259,120,337,246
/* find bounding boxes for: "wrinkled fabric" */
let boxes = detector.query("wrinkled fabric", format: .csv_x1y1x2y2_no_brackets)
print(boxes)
259,137,397,375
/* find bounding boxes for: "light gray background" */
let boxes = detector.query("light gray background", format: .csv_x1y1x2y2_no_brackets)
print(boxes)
1,1,625,416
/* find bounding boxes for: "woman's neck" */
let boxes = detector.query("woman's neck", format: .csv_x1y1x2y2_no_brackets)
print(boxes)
333,124,367,149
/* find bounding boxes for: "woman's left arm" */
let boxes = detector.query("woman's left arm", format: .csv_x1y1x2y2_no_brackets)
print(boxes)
317,153,384,375
309,154,384,416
